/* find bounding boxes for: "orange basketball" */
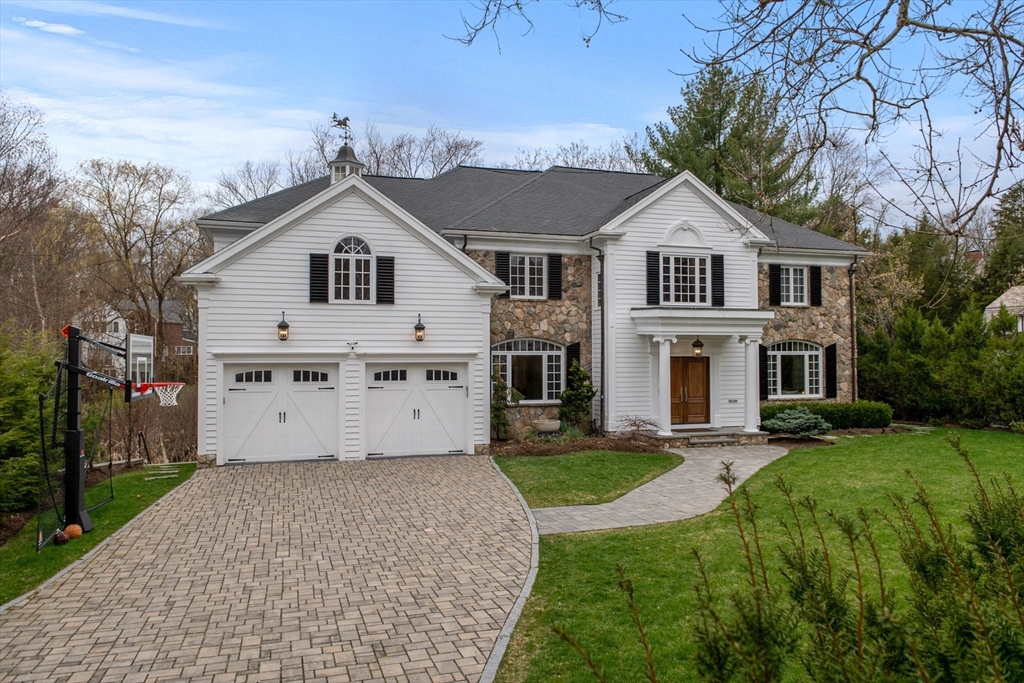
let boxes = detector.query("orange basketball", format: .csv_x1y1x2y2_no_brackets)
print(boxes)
65,524,83,539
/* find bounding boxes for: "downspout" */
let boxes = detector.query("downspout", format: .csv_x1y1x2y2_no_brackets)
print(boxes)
590,236,606,435
849,257,858,401
462,235,468,254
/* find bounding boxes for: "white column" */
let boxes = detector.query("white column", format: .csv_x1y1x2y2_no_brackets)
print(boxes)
653,336,676,436
743,337,762,433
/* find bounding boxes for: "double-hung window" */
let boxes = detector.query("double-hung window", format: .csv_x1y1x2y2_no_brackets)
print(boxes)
766,341,821,398
662,255,708,305
333,236,372,302
780,266,806,305
509,255,545,298
492,339,563,402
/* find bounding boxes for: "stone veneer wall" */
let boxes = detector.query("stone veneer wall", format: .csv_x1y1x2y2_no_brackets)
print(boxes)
757,264,855,402
466,250,593,435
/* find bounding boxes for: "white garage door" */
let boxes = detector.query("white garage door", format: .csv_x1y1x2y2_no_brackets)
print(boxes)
224,364,337,463
365,363,467,457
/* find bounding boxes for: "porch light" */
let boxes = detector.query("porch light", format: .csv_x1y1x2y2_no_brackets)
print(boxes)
692,337,704,357
277,312,290,341
414,314,425,342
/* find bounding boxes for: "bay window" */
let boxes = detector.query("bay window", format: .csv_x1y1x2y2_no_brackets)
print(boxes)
766,341,821,397
492,339,563,402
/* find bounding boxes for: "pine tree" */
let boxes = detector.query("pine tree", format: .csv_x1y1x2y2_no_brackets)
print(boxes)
979,182,1024,302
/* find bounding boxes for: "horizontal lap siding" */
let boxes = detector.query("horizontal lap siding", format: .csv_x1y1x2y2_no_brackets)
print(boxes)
204,193,489,454
611,184,759,426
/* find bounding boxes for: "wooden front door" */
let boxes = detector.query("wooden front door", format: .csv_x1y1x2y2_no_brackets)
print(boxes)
670,357,710,425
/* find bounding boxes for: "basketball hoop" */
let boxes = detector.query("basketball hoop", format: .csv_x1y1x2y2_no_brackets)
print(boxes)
137,382,186,407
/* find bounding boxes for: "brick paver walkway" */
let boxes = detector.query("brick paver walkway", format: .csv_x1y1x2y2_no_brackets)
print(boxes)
532,446,788,535
0,457,532,683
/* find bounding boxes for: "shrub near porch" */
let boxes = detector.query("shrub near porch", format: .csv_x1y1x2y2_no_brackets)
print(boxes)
494,428,1023,683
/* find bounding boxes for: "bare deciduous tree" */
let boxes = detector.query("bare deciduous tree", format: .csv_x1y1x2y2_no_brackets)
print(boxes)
357,123,484,177
76,159,202,376
0,92,60,247
503,137,641,172
208,159,282,209
452,0,626,49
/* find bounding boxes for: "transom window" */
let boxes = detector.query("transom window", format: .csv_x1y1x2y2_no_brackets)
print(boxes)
373,369,406,382
293,370,329,382
235,370,272,383
333,236,372,302
780,266,806,305
492,339,563,402
662,255,708,305
426,369,458,381
767,341,821,398
510,255,545,298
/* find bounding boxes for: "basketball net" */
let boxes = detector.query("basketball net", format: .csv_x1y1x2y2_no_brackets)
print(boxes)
140,382,186,406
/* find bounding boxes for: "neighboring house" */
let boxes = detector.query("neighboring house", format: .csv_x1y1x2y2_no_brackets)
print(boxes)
985,285,1024,332
181,145,866,465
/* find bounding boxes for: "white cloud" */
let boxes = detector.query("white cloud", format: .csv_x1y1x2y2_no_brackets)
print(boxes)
7,0,216,28
17,18,85,35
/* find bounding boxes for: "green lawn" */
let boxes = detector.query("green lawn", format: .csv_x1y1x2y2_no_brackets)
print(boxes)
495,451,684,508
494,428,1024,683
0,463,195,606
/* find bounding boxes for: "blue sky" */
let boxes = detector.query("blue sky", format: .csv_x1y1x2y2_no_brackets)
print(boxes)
0,0,996,196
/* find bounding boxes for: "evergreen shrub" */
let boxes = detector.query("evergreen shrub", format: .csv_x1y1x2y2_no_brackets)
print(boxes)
761,408,831,438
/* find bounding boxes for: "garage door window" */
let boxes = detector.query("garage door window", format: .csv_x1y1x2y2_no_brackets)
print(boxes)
235,370,272,383
492,339,563,402
293,370,329,382
426,369,458,381
373,369,406,381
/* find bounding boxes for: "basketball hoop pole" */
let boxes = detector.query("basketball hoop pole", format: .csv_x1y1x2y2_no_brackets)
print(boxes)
63,326,93,533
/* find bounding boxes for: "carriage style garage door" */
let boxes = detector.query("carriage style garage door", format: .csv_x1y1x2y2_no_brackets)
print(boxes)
365,363,467,457
223,364,337,463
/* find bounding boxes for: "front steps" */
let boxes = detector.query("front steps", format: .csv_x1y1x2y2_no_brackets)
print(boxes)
639,427,768,449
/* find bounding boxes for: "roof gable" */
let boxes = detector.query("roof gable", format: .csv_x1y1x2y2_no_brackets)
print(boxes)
184,174,504,287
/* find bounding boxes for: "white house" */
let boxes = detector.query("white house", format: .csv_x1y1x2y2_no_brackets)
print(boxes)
182,145,865,464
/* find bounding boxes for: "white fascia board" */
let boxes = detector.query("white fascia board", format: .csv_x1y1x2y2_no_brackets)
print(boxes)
444,230,593,255
758,248,866,266
596,171,770,244
630,307,776,337
183,176,504,288
211,349,482,361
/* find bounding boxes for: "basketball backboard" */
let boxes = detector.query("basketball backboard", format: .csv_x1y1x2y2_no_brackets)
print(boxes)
126,333,154,387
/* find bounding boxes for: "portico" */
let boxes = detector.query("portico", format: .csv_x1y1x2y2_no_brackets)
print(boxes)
632,308,776,437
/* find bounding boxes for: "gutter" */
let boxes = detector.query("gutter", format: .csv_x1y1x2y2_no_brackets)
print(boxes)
849,257,858,401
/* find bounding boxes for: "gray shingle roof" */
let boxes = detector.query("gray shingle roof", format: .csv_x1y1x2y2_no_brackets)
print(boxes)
198,166,865,253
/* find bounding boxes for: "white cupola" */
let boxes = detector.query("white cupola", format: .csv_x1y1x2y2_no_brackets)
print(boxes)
329,143,365,183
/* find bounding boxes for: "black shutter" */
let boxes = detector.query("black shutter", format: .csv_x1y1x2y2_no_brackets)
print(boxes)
566,342,581,386
646,251,661,306
495,251,510,299
769,264,782,306
548,253,563,300
376,256,395,304
759,344,769,401
309,253,329,303
809,265,822,306
711,254,725,307
825,343,838,398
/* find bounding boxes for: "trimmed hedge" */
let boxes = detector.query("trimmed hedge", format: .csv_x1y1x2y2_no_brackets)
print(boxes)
760,400,892,430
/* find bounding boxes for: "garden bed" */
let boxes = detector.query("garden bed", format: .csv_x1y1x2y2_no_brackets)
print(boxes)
491,436,664,457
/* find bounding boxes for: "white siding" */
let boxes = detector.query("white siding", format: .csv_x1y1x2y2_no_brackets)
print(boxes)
608,182,760,429
199,191,490,461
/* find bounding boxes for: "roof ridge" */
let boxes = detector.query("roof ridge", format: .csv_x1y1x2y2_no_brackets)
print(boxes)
546,165,658,177
443,168,553,231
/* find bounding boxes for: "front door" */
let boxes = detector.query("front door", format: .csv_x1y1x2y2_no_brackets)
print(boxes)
670,357,710,425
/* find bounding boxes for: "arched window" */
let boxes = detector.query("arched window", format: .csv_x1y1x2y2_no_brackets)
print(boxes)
766,341,822,397
492,339,564,402
332,236,372,302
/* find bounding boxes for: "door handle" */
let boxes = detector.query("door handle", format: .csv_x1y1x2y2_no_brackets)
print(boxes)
683,387,688,402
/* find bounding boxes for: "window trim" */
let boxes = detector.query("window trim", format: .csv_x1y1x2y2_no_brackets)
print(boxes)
508,253,547,300
660,253,710,306
779,266,808,307
766,341,822,399
491,339,564,403
330,235,375,304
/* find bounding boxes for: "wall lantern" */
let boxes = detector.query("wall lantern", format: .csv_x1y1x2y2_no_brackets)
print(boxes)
414,314,426,342
277,312,290,341
692,336,704,357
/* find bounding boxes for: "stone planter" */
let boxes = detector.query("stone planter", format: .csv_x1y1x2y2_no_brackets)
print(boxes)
533,419,561,433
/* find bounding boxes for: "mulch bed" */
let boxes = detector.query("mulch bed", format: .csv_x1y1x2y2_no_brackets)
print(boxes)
0,510,35,547
491,436,664,457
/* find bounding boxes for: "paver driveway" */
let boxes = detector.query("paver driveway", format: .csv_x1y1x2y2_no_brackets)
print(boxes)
0,457,532,683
